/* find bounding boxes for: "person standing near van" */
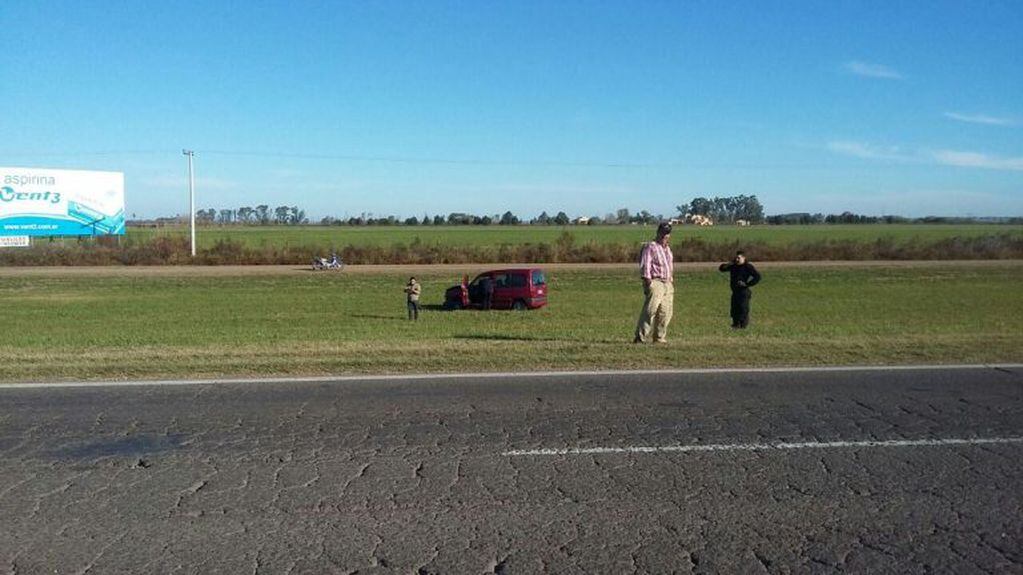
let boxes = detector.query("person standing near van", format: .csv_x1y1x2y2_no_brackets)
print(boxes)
480,275,494,310
634,223,674,343
404,277,421,321
718,251,761,329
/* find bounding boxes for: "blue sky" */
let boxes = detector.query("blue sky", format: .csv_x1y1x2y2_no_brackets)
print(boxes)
2,1,1021,219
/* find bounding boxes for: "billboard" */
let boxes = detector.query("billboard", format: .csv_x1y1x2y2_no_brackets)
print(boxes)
0,167,125,236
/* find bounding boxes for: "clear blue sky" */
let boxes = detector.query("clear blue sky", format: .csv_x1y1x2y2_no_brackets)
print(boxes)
3,1,1021,219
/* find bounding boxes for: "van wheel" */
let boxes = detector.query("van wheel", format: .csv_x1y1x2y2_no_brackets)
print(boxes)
512,300,527,311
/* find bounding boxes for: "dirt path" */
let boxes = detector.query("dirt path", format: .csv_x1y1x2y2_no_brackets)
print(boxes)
0,260,1020,278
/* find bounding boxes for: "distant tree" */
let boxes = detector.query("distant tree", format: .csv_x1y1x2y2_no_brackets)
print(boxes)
481,215,493,225
237,206,254,223
405,216,419,226
679,197,713,218
733,195,764,224
630,210,659,225
678,195,764,224
273,206,290,224
825,211,879,224
615,208,631,225
553,211,570,226
535,211,551,225
448,213,472,225
421,213,432,226
433,215,445,226
767,213,822,225
287,206,306,224
500,211,519,225
255,205,270,225
196,208,216,224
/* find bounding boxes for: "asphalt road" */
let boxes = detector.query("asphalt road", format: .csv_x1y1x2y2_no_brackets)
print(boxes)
1,367,1021,574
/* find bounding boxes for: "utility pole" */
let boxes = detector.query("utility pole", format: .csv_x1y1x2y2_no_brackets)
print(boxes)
183,149,196,257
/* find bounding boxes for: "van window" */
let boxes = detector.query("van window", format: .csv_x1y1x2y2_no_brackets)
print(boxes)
492,274,508,288
506,273,527,288
531,270,546,286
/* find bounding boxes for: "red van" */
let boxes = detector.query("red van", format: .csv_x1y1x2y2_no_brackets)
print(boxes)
443,268,548,311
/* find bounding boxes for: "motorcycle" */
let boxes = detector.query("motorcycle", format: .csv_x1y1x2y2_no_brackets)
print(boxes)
312,253,345,271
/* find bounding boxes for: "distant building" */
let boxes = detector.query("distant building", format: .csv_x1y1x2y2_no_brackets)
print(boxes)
573,216,591,225
686,214,714,226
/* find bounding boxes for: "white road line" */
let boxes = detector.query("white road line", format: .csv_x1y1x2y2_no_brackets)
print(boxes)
503,436,1023,456
1,364,1020,389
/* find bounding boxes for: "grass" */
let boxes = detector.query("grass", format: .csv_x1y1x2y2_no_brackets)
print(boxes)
129,223,1023,250
2,263,1021,381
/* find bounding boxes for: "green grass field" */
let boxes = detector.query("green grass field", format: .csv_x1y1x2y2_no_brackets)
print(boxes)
2,263,1020,381
128,223,1023,250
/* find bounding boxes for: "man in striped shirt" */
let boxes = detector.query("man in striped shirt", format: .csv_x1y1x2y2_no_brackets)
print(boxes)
634,222,675,343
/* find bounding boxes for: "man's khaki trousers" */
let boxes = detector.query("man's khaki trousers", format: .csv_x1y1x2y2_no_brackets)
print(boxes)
635,279,674,343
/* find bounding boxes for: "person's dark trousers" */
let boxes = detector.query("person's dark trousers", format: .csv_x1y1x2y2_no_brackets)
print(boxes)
731,288,751,328
482,294,492,310
407,301,420,321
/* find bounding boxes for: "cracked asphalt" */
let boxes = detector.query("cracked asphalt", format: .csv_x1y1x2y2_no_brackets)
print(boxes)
1,367,1021,574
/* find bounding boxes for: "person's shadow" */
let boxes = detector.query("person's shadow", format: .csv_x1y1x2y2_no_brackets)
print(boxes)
350,304,450,321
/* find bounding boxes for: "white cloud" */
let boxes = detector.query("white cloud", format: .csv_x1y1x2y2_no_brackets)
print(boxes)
932,150,1023,171
844,61,903,80
943,112,1016,126
828,140,1023,172
827,141,913,162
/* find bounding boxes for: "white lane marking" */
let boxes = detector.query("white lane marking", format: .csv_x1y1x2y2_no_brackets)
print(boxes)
1,364,1020,389
503,436,1023,456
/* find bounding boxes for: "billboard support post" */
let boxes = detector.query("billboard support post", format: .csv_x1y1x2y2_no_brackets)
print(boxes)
183,149,196,257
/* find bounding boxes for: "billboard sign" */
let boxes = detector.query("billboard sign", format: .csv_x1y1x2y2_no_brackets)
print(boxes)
0,167,125,236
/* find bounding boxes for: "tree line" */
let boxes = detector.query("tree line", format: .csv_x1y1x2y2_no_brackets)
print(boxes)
160,195,1015,227
194,205,308,225
321,209,665,227
677,195,765,224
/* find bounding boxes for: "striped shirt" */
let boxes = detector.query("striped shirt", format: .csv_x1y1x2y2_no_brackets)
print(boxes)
639,241,673,282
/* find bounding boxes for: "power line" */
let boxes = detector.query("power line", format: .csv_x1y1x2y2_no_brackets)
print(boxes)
198,149,865,170
0,150,175,157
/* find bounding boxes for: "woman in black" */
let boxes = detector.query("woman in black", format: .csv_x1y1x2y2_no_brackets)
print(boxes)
718,251,761,329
